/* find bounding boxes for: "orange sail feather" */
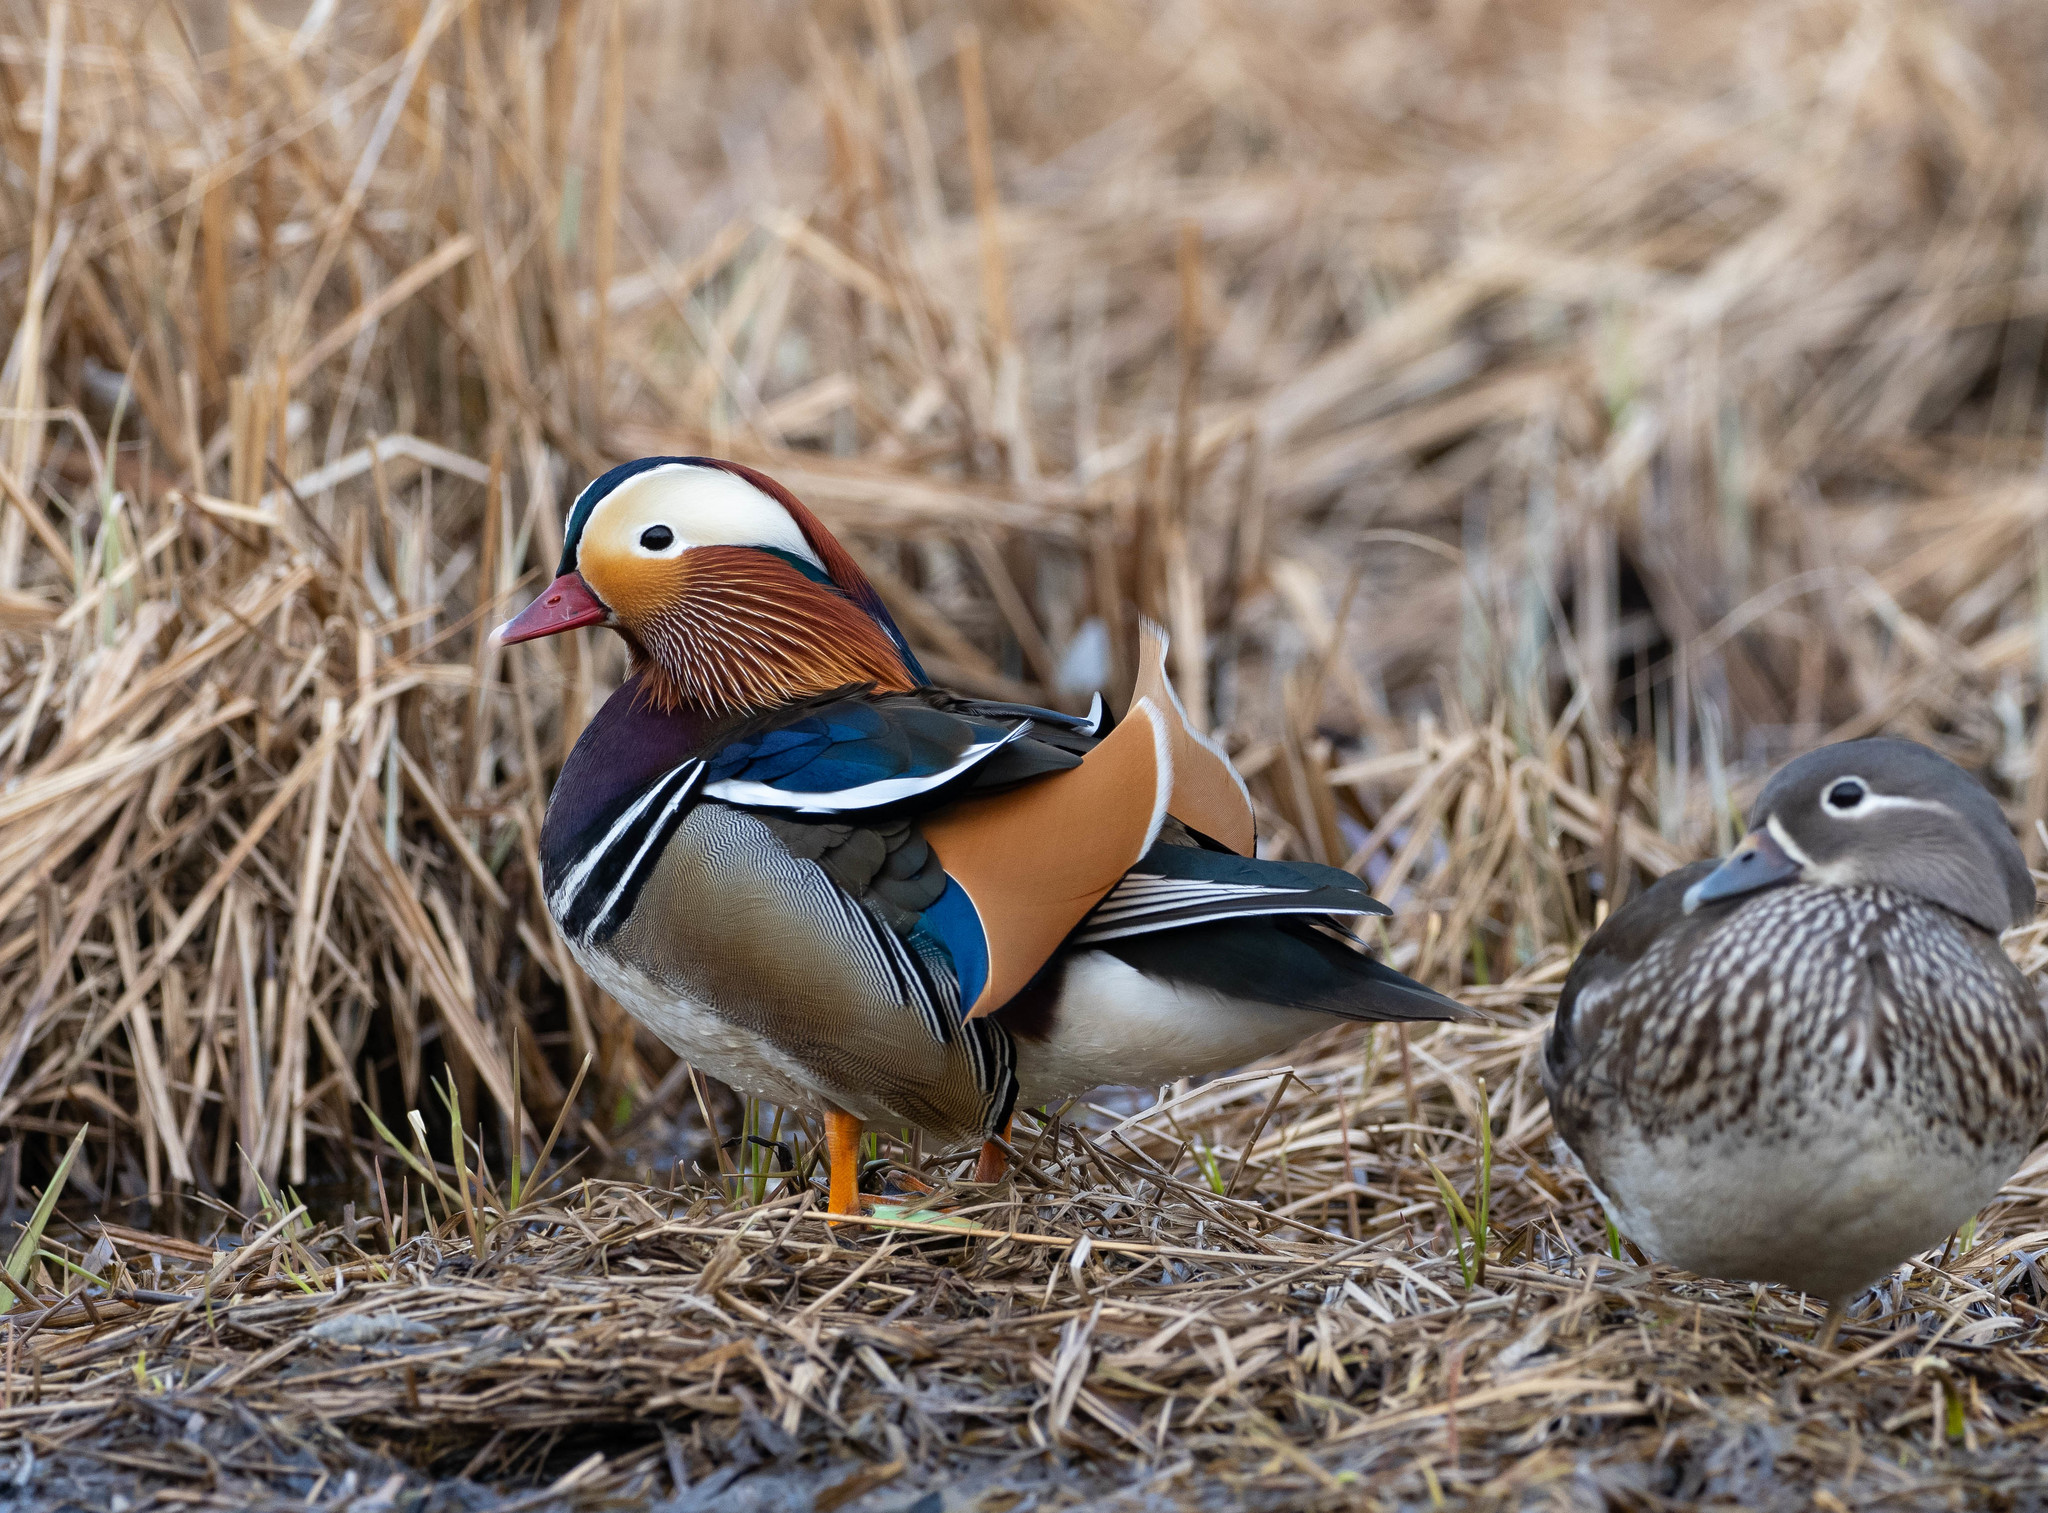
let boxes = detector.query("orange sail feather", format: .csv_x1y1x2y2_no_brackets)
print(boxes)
925,698,1173,1020
1131,621,1256,857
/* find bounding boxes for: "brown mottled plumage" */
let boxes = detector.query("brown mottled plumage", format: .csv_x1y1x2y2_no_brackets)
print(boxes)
1545,739,2048,1324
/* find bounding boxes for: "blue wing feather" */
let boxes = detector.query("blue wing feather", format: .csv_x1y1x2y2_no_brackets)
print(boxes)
701,696,1052,813
915,879,989,1020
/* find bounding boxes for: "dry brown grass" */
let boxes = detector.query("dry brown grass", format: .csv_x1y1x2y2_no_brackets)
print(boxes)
7,0,2048,1506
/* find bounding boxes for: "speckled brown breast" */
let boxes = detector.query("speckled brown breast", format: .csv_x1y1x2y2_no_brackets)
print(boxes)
1549,882,2048,1162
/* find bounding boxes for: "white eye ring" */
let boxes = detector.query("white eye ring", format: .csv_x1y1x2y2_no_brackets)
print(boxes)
1823,776,1868,814
634,523,684,556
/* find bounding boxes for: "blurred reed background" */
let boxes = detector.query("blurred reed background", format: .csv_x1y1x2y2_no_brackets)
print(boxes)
4,0,2048,1220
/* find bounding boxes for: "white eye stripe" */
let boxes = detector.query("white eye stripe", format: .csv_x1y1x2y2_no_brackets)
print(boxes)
1848,793,1950,814
1816,777,1949,821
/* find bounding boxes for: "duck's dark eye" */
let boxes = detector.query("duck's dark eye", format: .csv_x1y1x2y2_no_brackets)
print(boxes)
1826,780,1865,811
639,524,675,551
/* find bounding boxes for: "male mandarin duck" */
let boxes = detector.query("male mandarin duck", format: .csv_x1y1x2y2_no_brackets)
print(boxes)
495,457,1465,1215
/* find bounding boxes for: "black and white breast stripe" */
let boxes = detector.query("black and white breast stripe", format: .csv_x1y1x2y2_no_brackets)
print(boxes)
550,760,708,942
1072,871,1388,945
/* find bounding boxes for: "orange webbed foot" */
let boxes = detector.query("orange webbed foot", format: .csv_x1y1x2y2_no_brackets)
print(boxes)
973,1119,1015,1184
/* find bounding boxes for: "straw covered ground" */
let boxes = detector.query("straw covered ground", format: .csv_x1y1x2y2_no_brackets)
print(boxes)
9,0,2048,1506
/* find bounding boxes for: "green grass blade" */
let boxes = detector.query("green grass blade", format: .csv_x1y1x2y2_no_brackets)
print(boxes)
1475,1077,1492,1287
1422,1153,1478,1287
6,1124,89,1299
359,1099,467,1207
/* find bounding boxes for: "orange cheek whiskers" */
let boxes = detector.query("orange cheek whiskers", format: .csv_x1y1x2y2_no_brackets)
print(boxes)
620,547,919,715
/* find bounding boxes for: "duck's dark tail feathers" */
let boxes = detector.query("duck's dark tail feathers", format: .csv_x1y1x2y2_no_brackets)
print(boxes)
1098,915,1473,1023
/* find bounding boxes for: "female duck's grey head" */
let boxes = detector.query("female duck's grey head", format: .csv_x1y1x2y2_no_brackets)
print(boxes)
1684,737,2034,933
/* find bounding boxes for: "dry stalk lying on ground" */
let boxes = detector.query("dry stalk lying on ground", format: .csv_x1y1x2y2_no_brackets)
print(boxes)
7,0,2048,1506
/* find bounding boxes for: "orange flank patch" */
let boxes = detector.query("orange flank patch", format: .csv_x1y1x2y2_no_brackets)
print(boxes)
926,698,1171,1019
582,543,917,714
1131,621,1256,857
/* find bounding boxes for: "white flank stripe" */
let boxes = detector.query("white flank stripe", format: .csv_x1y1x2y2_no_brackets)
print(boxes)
1075,899,1385,943
1106,875,1298,899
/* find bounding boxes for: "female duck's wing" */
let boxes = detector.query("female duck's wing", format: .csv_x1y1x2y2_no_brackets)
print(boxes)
1544,859,1718,1113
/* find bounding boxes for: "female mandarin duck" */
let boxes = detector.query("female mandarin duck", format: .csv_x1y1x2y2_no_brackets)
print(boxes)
1545,739,2048,1343
496,457,1464,1214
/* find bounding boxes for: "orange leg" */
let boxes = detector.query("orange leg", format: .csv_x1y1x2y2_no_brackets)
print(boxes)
974,1119,1014,1184
825,1107,863,1219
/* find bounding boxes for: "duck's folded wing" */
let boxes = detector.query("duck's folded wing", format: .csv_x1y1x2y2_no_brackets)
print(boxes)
701,694,1078,812
1071,843,1392,944
924,699,1174,1020
749,809,970,1039
1099,917,1470,1022
698,694,1168,1025
1068,841,1467,1021
1545,859,1718,1100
